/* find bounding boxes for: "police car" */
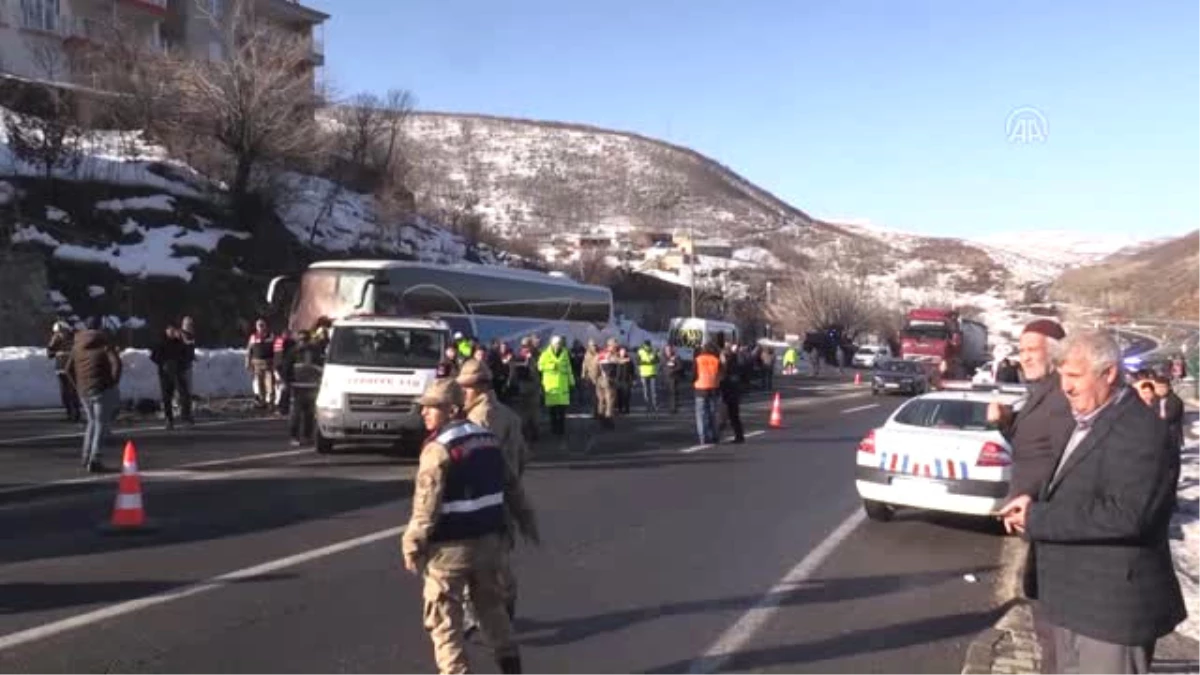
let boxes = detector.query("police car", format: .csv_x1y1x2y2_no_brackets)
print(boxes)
854,383,1027,522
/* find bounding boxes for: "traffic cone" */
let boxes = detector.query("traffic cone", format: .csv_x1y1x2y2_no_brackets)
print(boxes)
854,372,862,385
769,393,783,428
102,441,156,534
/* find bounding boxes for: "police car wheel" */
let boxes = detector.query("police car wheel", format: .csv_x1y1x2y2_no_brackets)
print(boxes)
863,499,894,522
315,431,335,454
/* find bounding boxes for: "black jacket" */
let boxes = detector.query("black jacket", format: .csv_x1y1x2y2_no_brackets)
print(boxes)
1024,389,1186,646
281,343,324,388
1001,372,1076,499
151,336,193,374
1159,391,1186,450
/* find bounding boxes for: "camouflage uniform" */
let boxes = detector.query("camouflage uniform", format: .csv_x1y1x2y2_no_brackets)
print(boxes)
401,379,525,674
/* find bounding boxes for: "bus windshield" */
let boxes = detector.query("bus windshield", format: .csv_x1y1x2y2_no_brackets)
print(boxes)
292,269,376,331
327,326,446,369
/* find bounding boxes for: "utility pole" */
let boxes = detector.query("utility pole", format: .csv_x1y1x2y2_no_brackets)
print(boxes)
688,219,696,317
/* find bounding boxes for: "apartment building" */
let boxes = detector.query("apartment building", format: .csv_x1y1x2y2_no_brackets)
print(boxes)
0,0,326,89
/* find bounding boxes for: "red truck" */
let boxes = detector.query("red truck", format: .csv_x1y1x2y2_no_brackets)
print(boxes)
898,308,988,380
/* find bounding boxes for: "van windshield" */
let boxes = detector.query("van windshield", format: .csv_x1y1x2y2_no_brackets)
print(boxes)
328,326,446,369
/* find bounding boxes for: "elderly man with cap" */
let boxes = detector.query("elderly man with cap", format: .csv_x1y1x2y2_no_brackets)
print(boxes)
401,378,526,674
986,318,1077,668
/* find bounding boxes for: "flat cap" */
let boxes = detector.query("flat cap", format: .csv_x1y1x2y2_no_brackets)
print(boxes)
1022,319,1066,341
417,378,464,408
455,358,492,386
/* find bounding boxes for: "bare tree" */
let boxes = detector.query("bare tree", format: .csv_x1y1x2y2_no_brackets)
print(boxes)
2,42,90,198
166,1,327,216
766,272,884,340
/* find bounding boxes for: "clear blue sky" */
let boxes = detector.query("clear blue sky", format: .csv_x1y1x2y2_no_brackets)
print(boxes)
310,0,1198,240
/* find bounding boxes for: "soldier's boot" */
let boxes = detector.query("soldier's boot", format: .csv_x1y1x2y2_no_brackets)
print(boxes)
498,654,522,674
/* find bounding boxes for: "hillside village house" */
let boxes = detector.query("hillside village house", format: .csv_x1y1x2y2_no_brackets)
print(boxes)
0,0,327,91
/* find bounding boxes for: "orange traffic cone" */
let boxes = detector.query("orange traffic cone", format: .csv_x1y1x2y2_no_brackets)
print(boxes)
103,441,156,534
769,393,783,428
854,372,862,385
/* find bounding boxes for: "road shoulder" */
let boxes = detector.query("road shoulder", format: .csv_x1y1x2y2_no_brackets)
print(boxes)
961,535,1200,674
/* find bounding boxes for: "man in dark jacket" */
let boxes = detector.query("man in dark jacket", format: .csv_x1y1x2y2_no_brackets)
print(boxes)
47,321,81,422
662,345,685,415
281,330,324,447
150,325,194,429
1153,376,1186,451
719,345,746,444
64,318,122,473
1000,330,1186,674
987,320,1077,666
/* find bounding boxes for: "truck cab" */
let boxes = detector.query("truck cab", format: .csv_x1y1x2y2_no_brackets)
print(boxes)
314,315,449,455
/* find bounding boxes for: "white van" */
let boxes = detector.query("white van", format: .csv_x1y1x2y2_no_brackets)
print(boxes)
852,344,893,369
667,317,740,366
314,315,450,455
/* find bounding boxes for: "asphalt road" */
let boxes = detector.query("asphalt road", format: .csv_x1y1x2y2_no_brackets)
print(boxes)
0,375,1009,673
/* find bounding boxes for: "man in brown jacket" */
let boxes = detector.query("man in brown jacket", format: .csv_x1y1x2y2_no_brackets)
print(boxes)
456,358,537,632
987,318,1076,668
64,318,123,473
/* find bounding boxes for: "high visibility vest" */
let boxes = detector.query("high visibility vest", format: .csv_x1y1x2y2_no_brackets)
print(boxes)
694,353,721,391
429,421,507,543
637,347,659,378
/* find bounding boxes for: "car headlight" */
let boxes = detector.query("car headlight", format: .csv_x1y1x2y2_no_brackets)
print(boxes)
316,385,342,410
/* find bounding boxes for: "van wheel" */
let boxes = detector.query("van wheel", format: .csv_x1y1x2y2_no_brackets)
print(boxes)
316,431,335,455
863,499,894,522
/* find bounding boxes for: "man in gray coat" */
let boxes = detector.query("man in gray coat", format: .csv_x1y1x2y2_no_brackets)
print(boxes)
1000,330,1186,674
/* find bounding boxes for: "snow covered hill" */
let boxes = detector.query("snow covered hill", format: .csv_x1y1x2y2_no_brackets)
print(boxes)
0,106,517,347
401,112,1170,308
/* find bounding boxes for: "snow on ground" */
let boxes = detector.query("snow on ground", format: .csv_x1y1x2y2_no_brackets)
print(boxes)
95,195,177,212
12,224,61,248
273,172,500,264
0,107,206,198
0,346,252,409
1173,439,1199,642
53,223,246,282
45,206,69,222
87,285,106,298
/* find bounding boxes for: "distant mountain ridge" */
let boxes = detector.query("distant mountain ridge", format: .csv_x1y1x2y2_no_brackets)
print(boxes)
399,110,1188,317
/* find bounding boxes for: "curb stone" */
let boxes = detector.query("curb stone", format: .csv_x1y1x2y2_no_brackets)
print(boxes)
961,599,1200,674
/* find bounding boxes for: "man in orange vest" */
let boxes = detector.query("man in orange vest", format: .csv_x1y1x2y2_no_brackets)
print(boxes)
693,343,723,444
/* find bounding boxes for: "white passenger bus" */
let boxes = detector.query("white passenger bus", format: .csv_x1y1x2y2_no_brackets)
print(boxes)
268,260,616,346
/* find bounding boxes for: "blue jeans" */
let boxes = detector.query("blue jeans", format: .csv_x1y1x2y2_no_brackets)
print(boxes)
640,376,658,410
694,390,719,444
82,387,118,466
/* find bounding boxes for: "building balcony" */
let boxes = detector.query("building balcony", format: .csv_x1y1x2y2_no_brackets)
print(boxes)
121,0,168,13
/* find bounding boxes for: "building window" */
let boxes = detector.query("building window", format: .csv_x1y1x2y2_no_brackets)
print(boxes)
20,0,59,33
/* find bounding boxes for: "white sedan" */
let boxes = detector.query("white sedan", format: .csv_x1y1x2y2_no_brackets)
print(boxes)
854,386,1025,522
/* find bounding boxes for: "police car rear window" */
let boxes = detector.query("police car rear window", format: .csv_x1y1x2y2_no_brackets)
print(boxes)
893,399,994,431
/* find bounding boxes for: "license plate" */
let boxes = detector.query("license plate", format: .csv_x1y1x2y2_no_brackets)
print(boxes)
361,421,391,432
884,382,900,389
890,477,947,493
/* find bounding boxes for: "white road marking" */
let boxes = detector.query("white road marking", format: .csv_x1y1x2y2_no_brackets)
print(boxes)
687,509,867,674
679,430,766,454
0,525,407,653
841,403,880,414
0,416,280,447
0,449,311,498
